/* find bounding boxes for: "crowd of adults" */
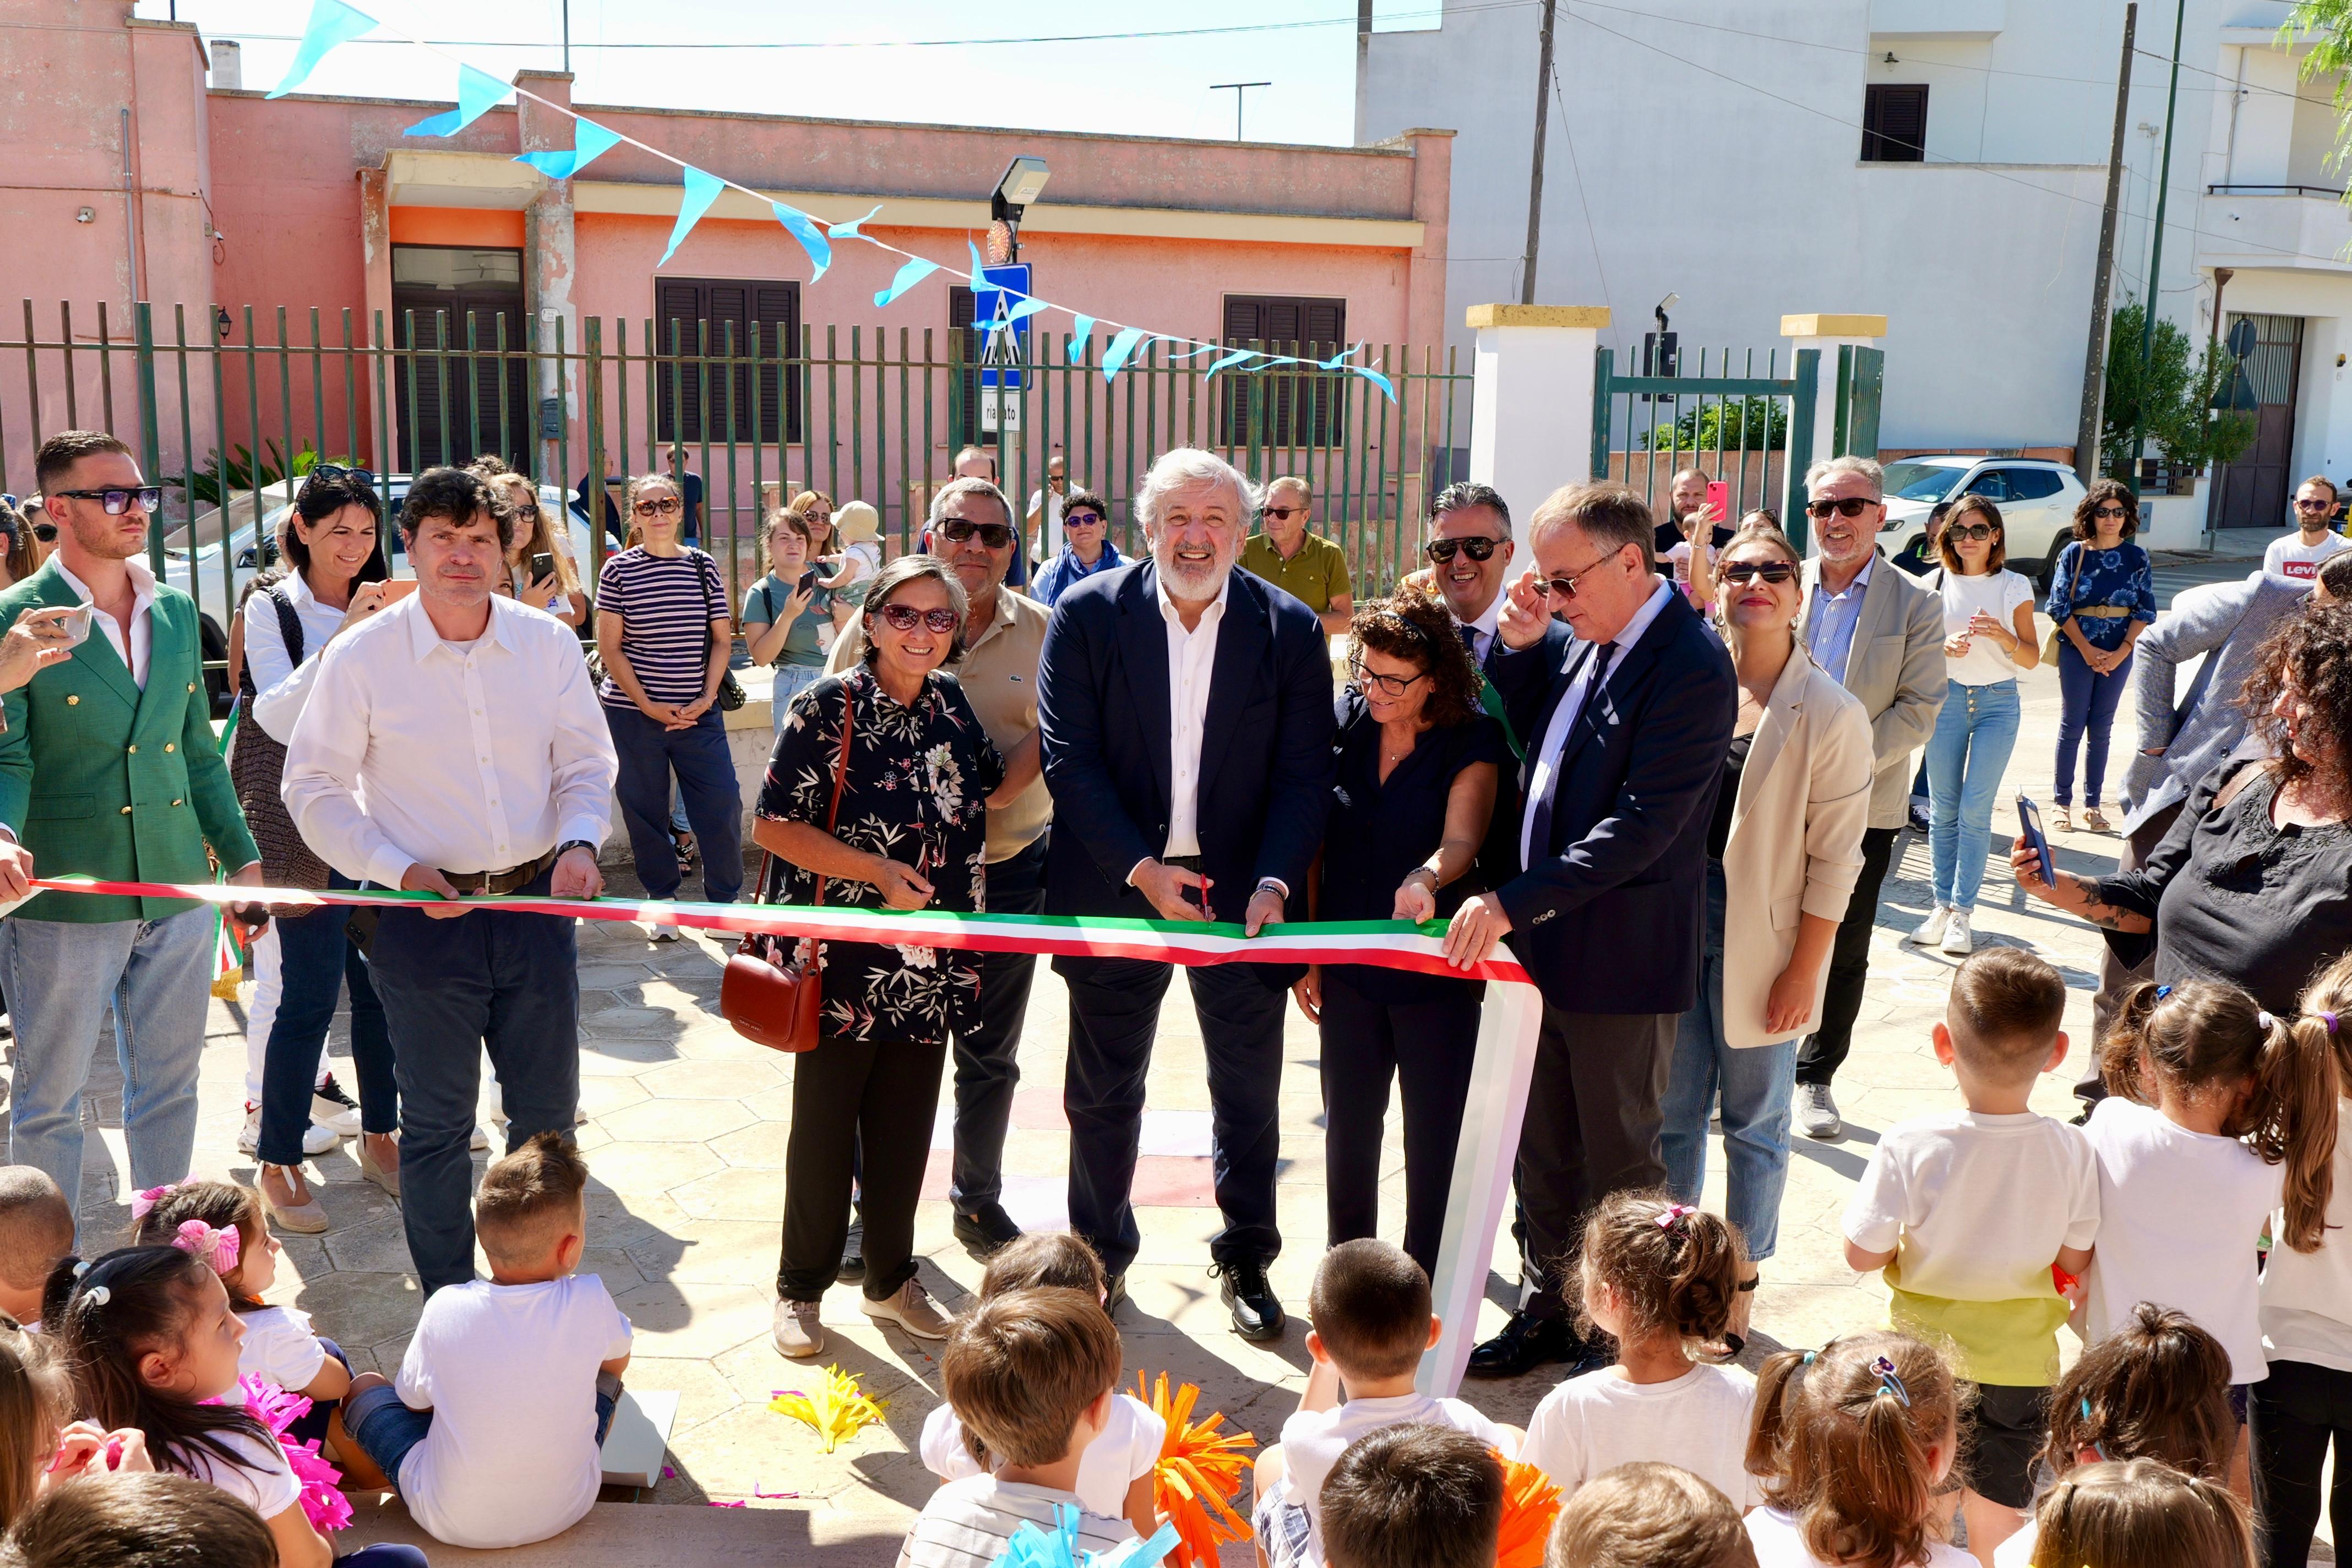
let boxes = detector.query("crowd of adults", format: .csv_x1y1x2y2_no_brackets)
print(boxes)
10,423,2352,1392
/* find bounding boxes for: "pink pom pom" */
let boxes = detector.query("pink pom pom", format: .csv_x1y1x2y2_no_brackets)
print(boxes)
235,1377,347,1532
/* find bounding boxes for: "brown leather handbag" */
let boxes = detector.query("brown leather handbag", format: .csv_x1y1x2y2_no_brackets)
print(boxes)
720,685,853,1052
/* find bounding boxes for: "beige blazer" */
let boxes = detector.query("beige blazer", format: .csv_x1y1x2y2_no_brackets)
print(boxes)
1719,644,1875,1047
1801,551,1946,830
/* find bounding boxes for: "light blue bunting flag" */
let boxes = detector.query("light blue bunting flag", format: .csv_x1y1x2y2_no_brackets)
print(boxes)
1068,317,1095,360
875,257,941,308
659,166,726,266
828,206,884,242
1317,341,1366,370
1100,326,1148,382
969,239,990,288
1205,347,1257,375
404,64,512,138
1351,365,1398,401
268,0,377,97
516,116,622,179
771,203,832,281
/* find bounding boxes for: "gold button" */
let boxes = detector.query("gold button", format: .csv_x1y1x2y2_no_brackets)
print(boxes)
119,805,131,814
164,742,175,753
187,682,197,693
126,744,136,754
66,695,79,706
170,798,182,807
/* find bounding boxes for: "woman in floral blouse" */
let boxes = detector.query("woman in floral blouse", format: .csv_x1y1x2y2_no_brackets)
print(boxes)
2045,478,2157,832
754,554,1008,1357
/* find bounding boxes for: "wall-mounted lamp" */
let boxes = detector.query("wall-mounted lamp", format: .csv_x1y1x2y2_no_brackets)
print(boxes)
74,207,95,224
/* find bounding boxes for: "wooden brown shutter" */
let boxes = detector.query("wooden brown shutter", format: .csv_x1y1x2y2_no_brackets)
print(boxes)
1862,84,1928,162
1221,295,1347,447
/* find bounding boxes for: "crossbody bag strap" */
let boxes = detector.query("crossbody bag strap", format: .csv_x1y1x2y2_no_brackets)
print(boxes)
810,678,856,909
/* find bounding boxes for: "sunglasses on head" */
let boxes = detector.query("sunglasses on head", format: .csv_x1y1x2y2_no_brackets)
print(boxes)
938,518,1015,548
876,603,959,634
53,486,164,516
1719,560,1797,585
1063,510,1104,528
634,495,682,516
1947,522,1999,542
1424,536,1503,563
1804,496,1876,520
302,463,377,492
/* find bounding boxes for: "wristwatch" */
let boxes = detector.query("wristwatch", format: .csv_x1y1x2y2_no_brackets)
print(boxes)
555,840,596,860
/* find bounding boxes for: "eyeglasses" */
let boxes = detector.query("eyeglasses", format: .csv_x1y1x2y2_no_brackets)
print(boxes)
633,496,682,516
1804,496,1877,520
1719,560,1798,585
1264,506,1307,521
2093,503,2133,519
1540,544,1631,600
938,518,1015,548
1064,510,1104,528
1350,657,1430,698
1947,522,1999,542
53,486,162,515
1424,536,1504,563
876,603,960,634
2296,498,2335,512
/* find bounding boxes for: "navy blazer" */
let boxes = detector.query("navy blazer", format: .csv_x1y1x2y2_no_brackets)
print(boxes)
1488,586,1737,1014
1039,560,1335,925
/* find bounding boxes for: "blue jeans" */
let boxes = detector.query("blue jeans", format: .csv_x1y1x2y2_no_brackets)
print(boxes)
0,906,216,1217
607,704,743,903
1659,862,1799,1261
2055,640,2133,809
347,1380,618,1491
770,662,822,737
1925,678,2022,912
258,873,395,1167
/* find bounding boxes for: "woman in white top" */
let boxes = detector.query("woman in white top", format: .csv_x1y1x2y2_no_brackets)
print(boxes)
233,467,401,1233
1910,495,2039,957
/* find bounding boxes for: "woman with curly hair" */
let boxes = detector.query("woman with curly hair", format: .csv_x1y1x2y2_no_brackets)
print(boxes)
2045,479,2157,832
1290,589,1502,1276
2013,598,2352,1016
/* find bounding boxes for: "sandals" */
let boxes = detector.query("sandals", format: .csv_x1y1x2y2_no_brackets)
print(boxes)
2050,805,2073,832
258,1163,328,1234
671,828,699,875
2084,807,2112,834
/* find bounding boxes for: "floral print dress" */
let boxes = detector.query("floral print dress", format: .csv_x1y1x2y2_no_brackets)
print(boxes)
2045,540,2157,652
755,666,1004,1043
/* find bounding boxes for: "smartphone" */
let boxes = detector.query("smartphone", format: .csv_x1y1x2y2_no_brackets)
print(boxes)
2017,795,2056,887
796,568,818,595
59,604,93,647
1705,480,1732,529
529,552,556,583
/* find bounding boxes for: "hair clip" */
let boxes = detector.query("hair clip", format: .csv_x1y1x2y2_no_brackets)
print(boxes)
1654,1204,1698,1231
1800,1351,1817,1365
129,1182,184,1224
2154,984,2173,1000
70,1260,91,1280
1868,1355,1912,1408
81,1286,110,1308
170,1219,241,1276
2325,1012,2340,1037
2257,1009,2278,1031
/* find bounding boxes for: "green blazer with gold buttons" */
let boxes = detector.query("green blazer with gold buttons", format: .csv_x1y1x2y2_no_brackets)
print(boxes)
0,557,259,923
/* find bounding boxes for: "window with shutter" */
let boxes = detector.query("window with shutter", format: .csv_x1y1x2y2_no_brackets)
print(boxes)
950,285,981,449
1861,84,1929,162
1220,294,1347,449
653,277,803,444
390,246,532,472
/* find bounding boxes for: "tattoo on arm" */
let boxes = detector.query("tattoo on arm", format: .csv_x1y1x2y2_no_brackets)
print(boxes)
2062,873,2150,933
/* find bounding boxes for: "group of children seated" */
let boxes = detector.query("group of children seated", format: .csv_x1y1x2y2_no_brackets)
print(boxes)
0,932,2343,1568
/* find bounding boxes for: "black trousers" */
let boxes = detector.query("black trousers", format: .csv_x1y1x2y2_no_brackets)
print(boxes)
777,1031,949,1302
1516,1004,1677,1319
948,834,1049,1212
1059,955,1288,1277
2082,802,2180,1111
1795,824,1901,1090
1319,968,1482,1280
2252,1360,2352,1568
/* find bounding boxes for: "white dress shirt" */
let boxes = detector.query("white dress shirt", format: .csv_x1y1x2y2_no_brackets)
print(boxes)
56,556,157,688
1520,578,1674,869
1455,590,1505,667
1158,569,1229,860
244,571,357,745
281,592,616,888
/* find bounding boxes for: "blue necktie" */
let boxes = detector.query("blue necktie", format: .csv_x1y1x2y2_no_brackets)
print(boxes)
1525,640,1616,866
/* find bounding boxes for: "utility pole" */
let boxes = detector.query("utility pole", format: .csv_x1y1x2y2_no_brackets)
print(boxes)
562,0,570,73
2129,0,2187,500
2078,3,2135,483
1520,0,1559,305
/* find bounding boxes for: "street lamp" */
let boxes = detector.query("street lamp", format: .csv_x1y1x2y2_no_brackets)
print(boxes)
989,157,1050,265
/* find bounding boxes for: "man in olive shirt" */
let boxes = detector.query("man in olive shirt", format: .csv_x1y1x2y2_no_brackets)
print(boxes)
826,477,1049,1256
1238,476,1353,634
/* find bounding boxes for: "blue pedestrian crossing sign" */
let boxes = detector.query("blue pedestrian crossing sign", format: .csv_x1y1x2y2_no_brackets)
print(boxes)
973,264,1032,393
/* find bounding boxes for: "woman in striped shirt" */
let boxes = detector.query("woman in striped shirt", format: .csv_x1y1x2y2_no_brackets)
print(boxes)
595,472,744,928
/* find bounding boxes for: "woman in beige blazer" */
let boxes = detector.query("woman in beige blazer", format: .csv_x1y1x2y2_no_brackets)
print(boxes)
1658,518,1874,1348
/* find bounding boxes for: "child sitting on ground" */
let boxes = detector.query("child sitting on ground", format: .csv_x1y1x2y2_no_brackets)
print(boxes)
2024,1458,2252,1568
1255,1239,1516,1568
899,1288,1137,1568
1319,1425,1503,1568
0,1168,75,1329
0,1317,150,1532
1992,1302,2236,1568
1841,948,2098,1566
340,1133,631,1551
1745,1332,1974,1568
2,1473,279,1568
1547,1462,1758,1568
1521,1193,1756,1507
917,1233,1162,1534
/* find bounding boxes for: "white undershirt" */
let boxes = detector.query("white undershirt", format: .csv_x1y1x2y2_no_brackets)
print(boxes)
1157,569,1229,861
56,556,157,688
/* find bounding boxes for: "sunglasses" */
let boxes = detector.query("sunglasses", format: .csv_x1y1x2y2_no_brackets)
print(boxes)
1425,536,1504,563
634,495,682,516
876,603,960,634
2296,498,2335,511
1264,506,1307,521
53,486,164,516
1804,496,1876,520
1540,544,1630,600
1064,510,1104,528
1719,560,1798,585
32,521,56,543
303,463,377,491
1946,522,1999,542
2094,503,2133,518
938,518,1015,548
1349,657,1430,698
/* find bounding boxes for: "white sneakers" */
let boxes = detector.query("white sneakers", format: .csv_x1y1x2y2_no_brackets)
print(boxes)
239,1104,337,1157
1909,906,1974,956
1910,906,1952,947
1941,909,1974,956
1796,1083,1843,1141
641,919,679,943
772,1299,825,1358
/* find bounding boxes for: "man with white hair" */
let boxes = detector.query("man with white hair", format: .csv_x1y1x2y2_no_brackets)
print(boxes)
1038,447,1335,1338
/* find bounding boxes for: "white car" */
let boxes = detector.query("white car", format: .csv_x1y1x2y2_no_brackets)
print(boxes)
1877,456,2089,590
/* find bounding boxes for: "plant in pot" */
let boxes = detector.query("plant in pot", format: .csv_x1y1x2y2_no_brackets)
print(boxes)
2099,302,2256,491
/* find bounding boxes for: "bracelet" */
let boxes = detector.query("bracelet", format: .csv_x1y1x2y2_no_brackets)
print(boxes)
1407,867,1441,888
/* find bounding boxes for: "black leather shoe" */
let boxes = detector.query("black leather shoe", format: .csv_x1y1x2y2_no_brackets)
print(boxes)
952,1202,1023,1257
838,1218,866,1283
1465,1310,1576,1379
1103,1273,1129,1320
1212,1259,1286,1341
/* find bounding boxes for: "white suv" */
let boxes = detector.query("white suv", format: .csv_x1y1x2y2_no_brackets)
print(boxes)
1878,457,2088,590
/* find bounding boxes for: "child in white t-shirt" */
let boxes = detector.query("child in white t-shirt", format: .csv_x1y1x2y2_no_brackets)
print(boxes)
1254,1240,1516,1568
1519,1193,1758,1509
1548,1461,1753,1568
917,1233,1162,1534
1842,948,2097,1565
340,1134,634,1551
1319,1425,1504,1568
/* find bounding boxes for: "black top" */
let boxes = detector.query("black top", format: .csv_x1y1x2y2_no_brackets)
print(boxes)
1653,518,1738,558
1707,732,1753,863
2094,759,2352,1014
1317,685,1505,1002
755,666,1005,1044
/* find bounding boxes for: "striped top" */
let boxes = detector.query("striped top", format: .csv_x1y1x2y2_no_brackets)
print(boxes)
596,546,729,707
896,1477,1135,1568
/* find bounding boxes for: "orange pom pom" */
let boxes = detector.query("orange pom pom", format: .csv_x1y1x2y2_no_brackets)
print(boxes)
1136,1371,1258,1568
1493,1452,1561,1568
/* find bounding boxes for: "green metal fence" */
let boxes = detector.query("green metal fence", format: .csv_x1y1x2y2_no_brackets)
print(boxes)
1590,345,1819,548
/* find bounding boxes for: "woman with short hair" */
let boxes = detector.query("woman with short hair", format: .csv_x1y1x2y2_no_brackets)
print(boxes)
2046,479,2155,832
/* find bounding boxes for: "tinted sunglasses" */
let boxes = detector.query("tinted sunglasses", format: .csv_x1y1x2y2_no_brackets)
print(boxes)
1063,510,1104,527
1719,560,1797,585
1946,522,1999,542
1264,505,1307,521
1804,496,1876,520
938,518,1015,548
2295,498,2334,512
303,463,377,490
53,486,163,515
634,495,682,516
1424,537,1503,563
876,603,959,634
2094,503,2133,518
32,521,56,543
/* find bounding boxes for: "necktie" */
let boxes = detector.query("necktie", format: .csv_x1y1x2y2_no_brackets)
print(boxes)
1458,620,1480,655
1525,640,1618,865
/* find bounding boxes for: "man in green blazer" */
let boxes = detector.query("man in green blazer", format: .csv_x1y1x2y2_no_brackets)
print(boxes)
0,430,263,1215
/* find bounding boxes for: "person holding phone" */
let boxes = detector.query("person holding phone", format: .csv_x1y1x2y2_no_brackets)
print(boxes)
742,509,832,732
483,471,585,630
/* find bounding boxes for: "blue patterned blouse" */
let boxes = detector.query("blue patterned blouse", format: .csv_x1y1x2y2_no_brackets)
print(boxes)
2045,540,2157,652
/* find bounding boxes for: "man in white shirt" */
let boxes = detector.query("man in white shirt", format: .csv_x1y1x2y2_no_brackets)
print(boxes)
1026,451,1066,560
1038,447,1335,1340
283,466,616,1293
2263,475,2352,585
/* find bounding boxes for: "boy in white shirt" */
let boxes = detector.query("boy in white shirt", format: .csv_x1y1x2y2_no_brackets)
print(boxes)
0,1166,74,1328
340,1134,634,1550
1318,1425,1502,1568
899,1289,1139,1568
1254,1241,1517,1568
1842,949,2098,1568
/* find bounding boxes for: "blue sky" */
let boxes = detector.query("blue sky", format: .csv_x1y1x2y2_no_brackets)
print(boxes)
140,0,1442,146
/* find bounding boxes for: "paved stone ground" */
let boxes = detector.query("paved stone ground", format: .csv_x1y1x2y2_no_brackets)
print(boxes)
8,552,2333,1562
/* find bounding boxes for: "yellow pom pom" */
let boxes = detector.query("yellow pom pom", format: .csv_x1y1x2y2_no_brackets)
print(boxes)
769,1364,889,1454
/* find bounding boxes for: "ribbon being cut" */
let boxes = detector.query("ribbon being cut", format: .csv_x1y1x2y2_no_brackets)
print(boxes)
26,875,1544,1395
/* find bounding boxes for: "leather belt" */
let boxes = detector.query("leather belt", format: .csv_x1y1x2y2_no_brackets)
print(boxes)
2073,606,2133,618
439,847,559,896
